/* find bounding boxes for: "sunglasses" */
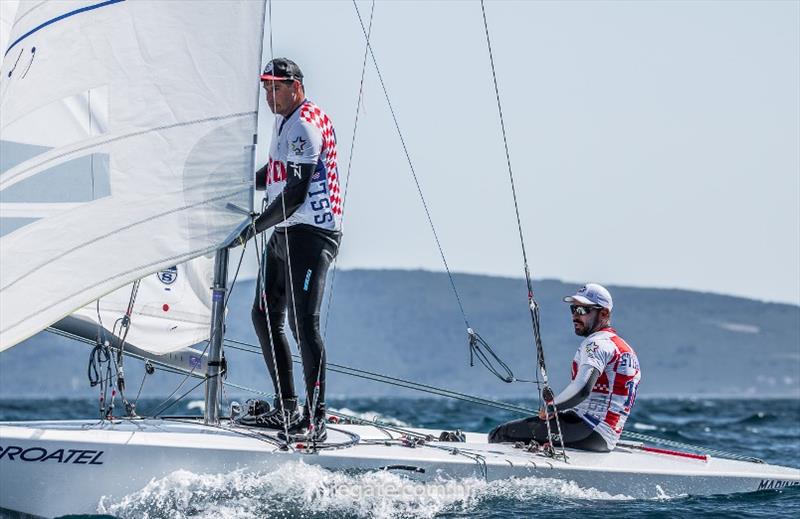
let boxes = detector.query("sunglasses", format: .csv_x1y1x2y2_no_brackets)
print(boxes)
570,305,602,316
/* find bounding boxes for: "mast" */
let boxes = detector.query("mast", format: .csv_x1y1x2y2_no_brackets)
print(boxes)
200,0,263,424
204,247,229,424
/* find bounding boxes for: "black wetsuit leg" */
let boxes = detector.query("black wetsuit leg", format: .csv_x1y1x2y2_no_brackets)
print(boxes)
283,225,339,416
252,231,295,400
488,411,610,452
251,224,339,415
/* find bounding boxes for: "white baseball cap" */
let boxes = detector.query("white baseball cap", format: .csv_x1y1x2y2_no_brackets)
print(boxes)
563,283,613,310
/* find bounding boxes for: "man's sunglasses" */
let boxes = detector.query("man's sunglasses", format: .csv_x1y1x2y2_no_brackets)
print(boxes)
570,305,602,316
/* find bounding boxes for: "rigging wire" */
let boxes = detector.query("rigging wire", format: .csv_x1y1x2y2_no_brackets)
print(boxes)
112,279,141,414
479,0,566,459
90,300,114,418
132,360,152,405
350,0,523,385
351,0,469,330
146,242,250,419
261,0,296,442
148,239,250,418
147,376,210,417
147,339,211,417
322,0,375,340
224,337,763,464
225,337,534,414
55,0,722,467
58,327,277,407
87,279,141,418
305,0,377,444
56,326,763,464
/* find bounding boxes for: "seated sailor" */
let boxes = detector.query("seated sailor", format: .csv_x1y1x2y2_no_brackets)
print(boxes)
489,283,641,452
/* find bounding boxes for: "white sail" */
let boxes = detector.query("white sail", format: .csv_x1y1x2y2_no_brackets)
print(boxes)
0,1,18,57
0,0,265,350
65,256,215,354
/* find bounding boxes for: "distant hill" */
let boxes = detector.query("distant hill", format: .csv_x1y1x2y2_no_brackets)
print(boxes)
1,270,798,401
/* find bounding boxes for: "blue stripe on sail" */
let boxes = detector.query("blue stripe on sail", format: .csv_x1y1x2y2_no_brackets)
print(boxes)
5,0,126,57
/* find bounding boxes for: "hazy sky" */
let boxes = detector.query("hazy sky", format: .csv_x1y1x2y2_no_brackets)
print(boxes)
251,0,799,305
2,1,798,305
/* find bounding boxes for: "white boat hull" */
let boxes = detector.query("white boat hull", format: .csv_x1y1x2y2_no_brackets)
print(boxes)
1,418,798,517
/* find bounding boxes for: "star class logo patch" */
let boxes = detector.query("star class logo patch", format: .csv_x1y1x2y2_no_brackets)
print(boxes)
290,136,308,154
157,266,178,285
585,342,599,357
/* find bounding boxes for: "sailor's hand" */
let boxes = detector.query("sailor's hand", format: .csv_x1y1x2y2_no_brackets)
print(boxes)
233,225,257,248
538,407,554,421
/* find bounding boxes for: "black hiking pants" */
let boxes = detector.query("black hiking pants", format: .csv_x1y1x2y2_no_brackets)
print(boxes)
252,224,340,416
488,410,610,452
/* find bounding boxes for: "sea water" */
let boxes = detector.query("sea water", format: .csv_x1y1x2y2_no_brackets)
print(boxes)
0,397,798,518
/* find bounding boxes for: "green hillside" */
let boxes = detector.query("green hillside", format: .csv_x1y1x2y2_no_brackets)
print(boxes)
1,270,797,400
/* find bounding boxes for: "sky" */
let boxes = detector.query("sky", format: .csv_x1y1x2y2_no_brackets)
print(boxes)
2,1,799,305
252,0,800,305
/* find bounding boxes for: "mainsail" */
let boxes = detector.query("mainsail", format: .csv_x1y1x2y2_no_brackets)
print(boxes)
0,0,265,350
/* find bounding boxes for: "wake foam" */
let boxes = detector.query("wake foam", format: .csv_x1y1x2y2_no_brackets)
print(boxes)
98,461,631,519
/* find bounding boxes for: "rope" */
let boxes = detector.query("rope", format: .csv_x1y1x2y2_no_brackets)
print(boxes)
255,228,291,443
146,376,210,417
303,0,378,445
122,238,249,418
148,340,211,417
132,361,151,405
146,248,240,418
262,0,296,443
351,0,469,329
349,0,521,385
468,329,515,383
87,279,141,418
322,0,375,340
224,337,535,415
60,327,763,464
479,0,565,460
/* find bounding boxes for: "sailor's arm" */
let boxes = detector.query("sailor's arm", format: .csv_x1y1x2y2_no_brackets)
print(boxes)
255,164,268,190
233,161,314,246
252,161,315,231
540,364,600,418
241,120,322,240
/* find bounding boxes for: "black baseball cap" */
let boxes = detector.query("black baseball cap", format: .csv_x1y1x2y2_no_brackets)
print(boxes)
260,58,304,82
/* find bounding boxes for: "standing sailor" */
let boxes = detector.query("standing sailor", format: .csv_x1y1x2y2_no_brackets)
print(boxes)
489,283,641,452
236,58,342,442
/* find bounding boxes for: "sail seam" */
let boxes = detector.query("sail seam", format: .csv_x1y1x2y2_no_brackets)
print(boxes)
0,188,249,334
3,244,216,337
5,0,127,57
11,1,48,27
0,111,257,190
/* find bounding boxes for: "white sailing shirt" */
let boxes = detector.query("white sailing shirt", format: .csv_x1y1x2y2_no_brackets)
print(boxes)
264,100,342,231
570,327,641,449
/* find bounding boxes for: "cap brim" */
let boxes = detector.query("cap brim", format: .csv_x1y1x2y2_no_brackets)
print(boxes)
563,295,594,305
260,74,295,81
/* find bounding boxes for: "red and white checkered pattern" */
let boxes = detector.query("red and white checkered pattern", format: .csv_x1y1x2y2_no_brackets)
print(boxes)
300,103,342,217
592,383,610,394
570,328,641,449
